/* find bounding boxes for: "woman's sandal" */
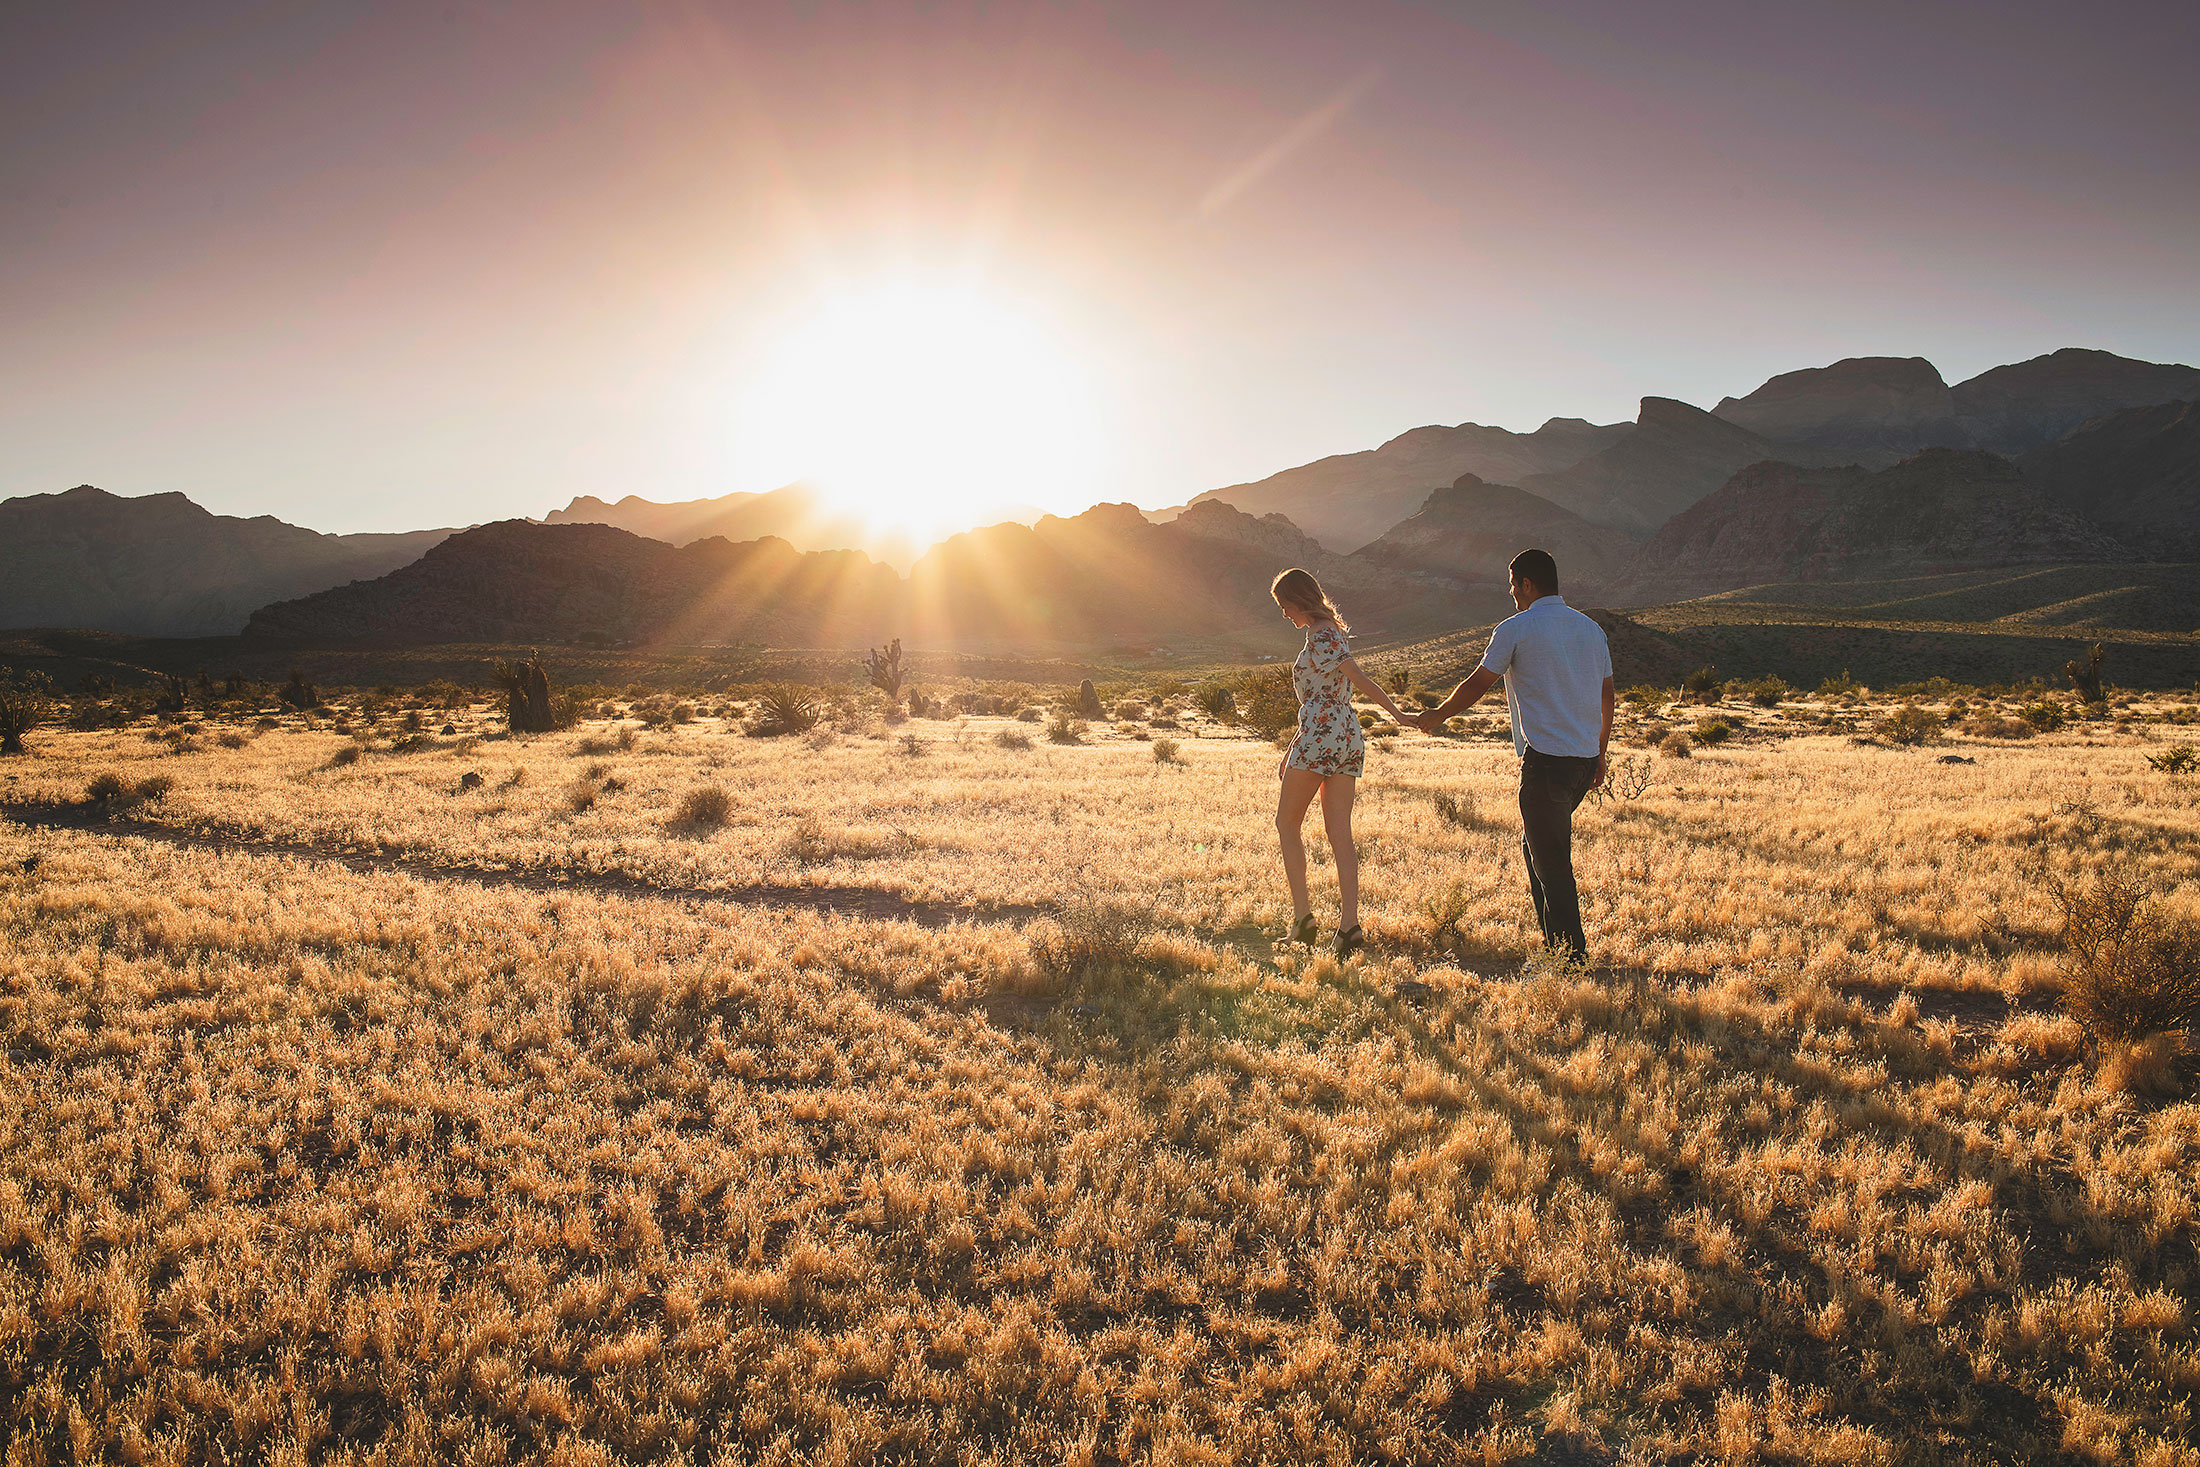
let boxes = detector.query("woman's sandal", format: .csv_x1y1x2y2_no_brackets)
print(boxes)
1333,924,1365,961
1289,913,1319,947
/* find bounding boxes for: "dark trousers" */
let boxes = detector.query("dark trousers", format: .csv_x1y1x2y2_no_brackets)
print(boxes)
1518,747,1599,959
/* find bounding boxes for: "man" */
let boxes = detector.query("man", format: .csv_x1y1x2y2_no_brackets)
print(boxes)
1410,549,1614,962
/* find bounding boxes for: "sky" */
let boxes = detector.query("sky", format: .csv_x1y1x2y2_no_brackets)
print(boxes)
3,0,2196,536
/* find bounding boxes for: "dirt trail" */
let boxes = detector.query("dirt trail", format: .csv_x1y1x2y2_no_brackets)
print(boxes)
1,801,1040,929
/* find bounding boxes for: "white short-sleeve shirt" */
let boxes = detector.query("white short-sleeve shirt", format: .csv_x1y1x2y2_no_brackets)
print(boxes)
1478,595,1613,759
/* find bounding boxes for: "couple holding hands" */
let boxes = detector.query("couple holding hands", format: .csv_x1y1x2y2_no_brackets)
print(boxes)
1270,550,1616,964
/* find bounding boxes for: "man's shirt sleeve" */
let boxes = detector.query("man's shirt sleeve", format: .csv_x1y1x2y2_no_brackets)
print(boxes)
1478,617,1518,678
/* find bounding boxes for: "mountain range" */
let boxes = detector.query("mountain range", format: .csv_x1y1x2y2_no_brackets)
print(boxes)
6,345,2195,650
0,486,457,638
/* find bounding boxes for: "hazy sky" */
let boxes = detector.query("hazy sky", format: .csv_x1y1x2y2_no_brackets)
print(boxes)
5,0,2195,534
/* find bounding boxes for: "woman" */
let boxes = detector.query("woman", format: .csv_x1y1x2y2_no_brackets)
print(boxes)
1270,567,1406,959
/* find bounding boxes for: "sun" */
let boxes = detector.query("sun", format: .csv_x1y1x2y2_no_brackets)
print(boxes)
735,279,1101,544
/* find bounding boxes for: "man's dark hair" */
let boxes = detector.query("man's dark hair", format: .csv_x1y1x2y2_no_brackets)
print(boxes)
1509,548,1558,593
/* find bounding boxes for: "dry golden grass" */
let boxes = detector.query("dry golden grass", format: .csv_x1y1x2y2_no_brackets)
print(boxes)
3,691,2198,1463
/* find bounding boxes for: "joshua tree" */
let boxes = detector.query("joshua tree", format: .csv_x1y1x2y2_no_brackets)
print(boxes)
1387,667,1412,699
493,652,558,733
2067,643,2105,704
865,639,906,707
155,674,190,714
0,670,54,755
278,670,320,710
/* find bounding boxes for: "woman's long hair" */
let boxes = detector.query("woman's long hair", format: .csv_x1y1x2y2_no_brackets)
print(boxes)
1270,567,1350,634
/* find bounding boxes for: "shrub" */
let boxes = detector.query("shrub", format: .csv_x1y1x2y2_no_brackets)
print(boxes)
1016,707,1043,723
2145,745,2198,776
672,786,733,829
217,730,249,750
0,670,55,754
1875,703,1944,746
1691,718,1732,747
1431,791,1482,831
1659,731,1693,759
993,727,1033,751
1151,738,1182,764
900,732,925,756
1030,895,1155,987
1622,685,1665,710
2048,864,2200,1045
750,684,821,736
2066,642,2105,704
1682,666,1719,696
84,771,129,803
1114,701,1147,721
2019,700,2068,733
1239,667,1298,743
564,776,600,814
1731,675,1790,708
1961,716,2034,740
1046,709,1087,745
1815,670,1859,698
329,744,364,767
133,774,175,802
1195,683,1237,722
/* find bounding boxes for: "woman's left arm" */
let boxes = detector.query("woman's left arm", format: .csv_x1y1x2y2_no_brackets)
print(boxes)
1340,658,1406,724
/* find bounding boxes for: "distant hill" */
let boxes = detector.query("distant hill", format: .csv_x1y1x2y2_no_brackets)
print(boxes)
246,522,904,648
2020,399,2200,558
1350,474,1637,593
1182,417,1631,552
0,485,457,637
545,482,1042,570
1519,398,1829,536
247,502,1483,653
1953,349,2200,455
1612,449,2128,605
1713,356,1966,464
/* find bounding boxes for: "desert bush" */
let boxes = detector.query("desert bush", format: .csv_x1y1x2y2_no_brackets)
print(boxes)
83,771,129,803
1875,703,1944,745
2144,745,2198,776
1659,731,1693,758
1691,717,1733,747
1030,893,1155,987
900,732,925,756
671,785,734,829
328,744,364,767
1046,709,1087,745
217,730,250,749
803,726,837,751
132,774,174,801
2048,864,2200,1046
1114,700,1147,721
1815,669,1859,698
750,684,821,736
1195,683,1237,722
1730,675,1790,708
492,654,564,734
1238,667,1298,743
2020,700,2068,732
1961,716,2033,740
1587,753,1656,803
993,726,1033,751
1621,685,1666,710
0,669,55,754
1151,737,1182,765
564,775,600,814
1016,707,1042,723
1682,666,1719,696
2067,642,2105,704
1431,790,1483,830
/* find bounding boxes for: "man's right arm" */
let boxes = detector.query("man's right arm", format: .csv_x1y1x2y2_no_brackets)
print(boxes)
1418,665,1499,731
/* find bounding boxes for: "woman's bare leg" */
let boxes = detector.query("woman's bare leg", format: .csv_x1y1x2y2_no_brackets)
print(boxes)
1319,773,1360,930
1275,767,1327,922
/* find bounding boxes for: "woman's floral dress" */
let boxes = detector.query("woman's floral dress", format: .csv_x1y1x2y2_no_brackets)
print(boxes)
1286,622,1364,778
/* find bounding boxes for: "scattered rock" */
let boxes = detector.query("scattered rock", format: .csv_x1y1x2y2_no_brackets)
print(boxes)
458,771,484,791
440,723,457,735
1937,754,1977,764
1392,979,1436,1005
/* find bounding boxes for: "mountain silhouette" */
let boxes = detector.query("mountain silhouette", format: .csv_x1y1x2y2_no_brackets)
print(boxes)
1520,398,1831,536
1612,449,2128,604
545,482,1042,570
1713,356,1967,464
1181,416,1631,552
1351,474,1637,594
0,485,458,637
1954,349,2200,455
2021,399,2200,559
